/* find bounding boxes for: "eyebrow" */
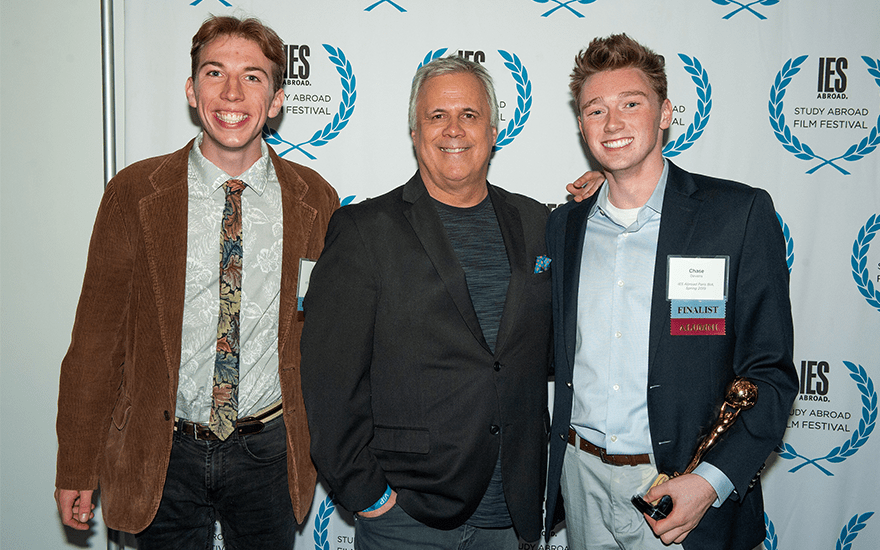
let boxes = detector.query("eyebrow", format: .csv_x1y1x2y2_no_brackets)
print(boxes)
199,60,270,78
426,106,481,117
581,90,649,110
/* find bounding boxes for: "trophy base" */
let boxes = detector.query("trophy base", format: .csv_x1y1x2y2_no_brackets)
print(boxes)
631,494,672,520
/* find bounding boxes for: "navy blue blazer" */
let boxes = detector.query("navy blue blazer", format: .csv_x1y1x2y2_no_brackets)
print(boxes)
545,161,797,550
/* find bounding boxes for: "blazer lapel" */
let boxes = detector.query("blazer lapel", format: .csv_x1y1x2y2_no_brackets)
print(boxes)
648,161,703,368
139,142,192,391
272,149,318,357
490,185,525,355
402,173,489,352
562,196,596,372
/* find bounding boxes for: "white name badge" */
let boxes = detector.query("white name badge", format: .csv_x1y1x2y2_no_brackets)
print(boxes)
667,256,728,301
297,258,317,311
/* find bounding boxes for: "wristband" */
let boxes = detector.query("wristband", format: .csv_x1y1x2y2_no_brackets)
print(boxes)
361,485,392,513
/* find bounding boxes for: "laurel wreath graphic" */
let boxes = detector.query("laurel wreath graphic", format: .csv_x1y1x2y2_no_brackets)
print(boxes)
312,494,336,550
769,56,880,175
533,0,597,18
494,50,532,152
189,0,231,6
851,214,880,312
762,513,778,550
776,212,794,273
365,0,406,11
837,512,875,550
263,44,356,160
418,49,449,69
777,361,876,475
663,54,712,158
418,49,530,152
712,0,778,20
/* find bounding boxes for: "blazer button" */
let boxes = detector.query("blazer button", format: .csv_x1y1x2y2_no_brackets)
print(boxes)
493,362,501,372
163,411,170,421
489,425,500,435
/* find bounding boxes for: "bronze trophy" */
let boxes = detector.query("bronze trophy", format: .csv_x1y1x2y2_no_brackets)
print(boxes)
631,377,758,519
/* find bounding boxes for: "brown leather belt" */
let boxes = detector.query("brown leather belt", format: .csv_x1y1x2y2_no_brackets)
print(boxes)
175,401,283,441
568,428,651,467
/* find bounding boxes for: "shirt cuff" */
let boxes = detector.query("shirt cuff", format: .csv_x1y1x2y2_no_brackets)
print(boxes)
361,484,392,513
693,462,734,507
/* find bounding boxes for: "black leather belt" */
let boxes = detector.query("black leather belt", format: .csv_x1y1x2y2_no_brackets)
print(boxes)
176,402,282,440
568,428,651,466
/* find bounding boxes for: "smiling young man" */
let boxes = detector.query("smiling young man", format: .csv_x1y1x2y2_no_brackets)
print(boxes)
301,56,553,549
544,34,797,550
54,16,337,549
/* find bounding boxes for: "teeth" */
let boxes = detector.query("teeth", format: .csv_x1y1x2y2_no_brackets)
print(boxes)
603,138,633,149
217,112,247,124
440,147,468,153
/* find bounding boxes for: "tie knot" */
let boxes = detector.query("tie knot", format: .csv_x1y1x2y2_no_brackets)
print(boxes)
225,179,246,195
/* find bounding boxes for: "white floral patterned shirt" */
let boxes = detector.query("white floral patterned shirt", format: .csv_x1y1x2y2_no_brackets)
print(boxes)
176,134,284,423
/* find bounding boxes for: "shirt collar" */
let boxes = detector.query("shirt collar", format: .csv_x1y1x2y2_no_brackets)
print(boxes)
189,132,270,197
589,159,669,225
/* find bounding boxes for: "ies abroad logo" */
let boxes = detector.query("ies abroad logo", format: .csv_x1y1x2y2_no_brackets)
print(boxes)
769,55,880,175
419,49,532,153
263,43,356,160
778,361,875,476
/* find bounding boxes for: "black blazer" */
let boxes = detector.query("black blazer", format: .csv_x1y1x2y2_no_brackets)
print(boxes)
301,172,552,541
545,161,798,550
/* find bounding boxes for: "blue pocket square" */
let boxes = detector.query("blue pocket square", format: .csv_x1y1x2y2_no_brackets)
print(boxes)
534,255,551,274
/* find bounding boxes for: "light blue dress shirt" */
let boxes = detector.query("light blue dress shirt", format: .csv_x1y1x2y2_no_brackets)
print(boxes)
571,161,733,505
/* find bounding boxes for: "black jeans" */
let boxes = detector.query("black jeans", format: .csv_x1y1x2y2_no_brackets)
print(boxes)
135,415,295,550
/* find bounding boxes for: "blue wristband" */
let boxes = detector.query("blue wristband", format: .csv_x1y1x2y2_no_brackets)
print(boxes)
361,485,392,513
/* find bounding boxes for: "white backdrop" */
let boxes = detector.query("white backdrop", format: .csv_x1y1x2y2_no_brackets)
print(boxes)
115,1,879,549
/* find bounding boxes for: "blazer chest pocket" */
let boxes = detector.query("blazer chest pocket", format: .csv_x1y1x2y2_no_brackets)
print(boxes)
370,426,430,454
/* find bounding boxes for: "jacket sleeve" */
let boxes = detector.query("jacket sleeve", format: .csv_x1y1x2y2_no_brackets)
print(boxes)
300,207,388,512
55,182,134,490
705,188,798,499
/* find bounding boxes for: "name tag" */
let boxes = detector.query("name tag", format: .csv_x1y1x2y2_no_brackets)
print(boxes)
297,258,317,312
667,256,728,335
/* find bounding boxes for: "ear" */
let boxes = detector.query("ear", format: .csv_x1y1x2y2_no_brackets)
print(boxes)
490,124,498,147
659,98,673,130
577,116,587,143
185,77,197,109
268,87,284,118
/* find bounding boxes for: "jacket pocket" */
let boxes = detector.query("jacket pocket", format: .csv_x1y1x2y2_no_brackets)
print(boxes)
370,426,430,454
110,392,131,430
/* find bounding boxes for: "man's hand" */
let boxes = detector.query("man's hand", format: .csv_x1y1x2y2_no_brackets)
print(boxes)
55,488,95,530
567,171,605,202
356,489,398,519
642,474,717,545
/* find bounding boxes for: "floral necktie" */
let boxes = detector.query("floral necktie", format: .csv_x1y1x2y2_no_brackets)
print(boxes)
209,179,245,440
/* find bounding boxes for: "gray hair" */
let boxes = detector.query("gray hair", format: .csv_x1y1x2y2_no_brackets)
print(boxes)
408,56,500,132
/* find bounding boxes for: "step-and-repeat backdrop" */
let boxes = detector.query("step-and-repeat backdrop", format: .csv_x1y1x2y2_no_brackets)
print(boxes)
116,1,878,549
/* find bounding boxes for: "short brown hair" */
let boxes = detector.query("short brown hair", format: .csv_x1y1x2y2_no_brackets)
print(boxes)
191,15,286,92
570,34,667,107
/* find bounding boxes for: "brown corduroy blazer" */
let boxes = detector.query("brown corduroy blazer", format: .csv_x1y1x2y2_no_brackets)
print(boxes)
55,140,338,533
